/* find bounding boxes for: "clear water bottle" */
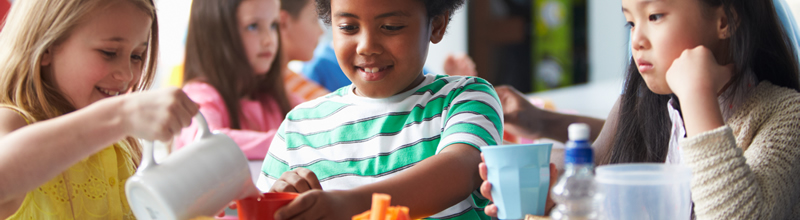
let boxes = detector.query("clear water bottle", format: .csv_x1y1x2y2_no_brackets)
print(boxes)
550,123,599,220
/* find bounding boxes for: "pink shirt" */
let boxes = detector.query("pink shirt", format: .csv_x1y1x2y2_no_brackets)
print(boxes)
175,82,299,160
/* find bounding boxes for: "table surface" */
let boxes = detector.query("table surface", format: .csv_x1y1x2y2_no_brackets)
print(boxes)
528,79,623,119
172,80,625,219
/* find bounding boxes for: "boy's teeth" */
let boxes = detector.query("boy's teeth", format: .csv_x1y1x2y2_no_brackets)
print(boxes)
364,67,381,73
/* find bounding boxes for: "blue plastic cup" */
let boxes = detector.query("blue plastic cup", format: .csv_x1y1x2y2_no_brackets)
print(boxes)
481,143,553,219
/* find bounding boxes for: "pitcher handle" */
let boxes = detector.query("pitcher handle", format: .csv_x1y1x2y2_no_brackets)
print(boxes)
137,113,212,172
138,141,157,171
193,112,213,142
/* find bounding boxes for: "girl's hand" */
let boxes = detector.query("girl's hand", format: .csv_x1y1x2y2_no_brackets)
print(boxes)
270,168,323,193
443,53,478,77
665,46,733,137
274,190,357,220
478,153,558,217
665,46,734,99
120,87,198,142
496,86,545,140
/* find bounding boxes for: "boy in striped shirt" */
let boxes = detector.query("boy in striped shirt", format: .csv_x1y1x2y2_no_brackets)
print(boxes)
257,0,501,219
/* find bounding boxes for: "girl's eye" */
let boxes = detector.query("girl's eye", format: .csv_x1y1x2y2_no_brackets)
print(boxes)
131,54,144,62
271,22,279,30
649,14,663,21
625,21,634,28
247,23,258,31
100,50,116,58
382,25,405,31
338,25,358,33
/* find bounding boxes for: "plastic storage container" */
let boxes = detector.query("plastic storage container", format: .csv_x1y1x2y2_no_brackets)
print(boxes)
595,163,692,220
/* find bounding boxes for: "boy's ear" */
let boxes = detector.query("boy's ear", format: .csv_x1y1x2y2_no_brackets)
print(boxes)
430,12,450,44
40,48,52,66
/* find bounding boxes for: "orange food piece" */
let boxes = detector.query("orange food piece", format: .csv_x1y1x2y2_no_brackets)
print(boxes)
352,193,413,220
353,210,371,220
385,207,400,220
387,206,410,220
370,193,392,220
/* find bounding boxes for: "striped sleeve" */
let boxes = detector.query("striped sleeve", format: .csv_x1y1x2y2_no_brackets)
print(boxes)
438,77,503,153
257,122,291,191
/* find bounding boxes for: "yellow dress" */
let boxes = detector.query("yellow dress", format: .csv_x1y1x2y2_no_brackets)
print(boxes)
4,107,137,220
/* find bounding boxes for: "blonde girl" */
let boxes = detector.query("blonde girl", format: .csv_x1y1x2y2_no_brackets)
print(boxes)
0,0,197,219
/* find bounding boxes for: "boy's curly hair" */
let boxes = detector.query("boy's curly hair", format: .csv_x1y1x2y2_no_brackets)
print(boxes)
315,0,465,25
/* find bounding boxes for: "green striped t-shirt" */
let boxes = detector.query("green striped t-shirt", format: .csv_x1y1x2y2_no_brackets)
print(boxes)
258,74,502,219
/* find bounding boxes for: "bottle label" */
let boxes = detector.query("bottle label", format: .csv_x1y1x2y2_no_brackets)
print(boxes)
565,147,593,164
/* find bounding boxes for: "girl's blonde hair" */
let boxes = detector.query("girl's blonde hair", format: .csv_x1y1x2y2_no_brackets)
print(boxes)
0,0,160,166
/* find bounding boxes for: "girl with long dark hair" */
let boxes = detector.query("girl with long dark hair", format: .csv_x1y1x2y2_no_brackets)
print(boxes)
481,0,800,218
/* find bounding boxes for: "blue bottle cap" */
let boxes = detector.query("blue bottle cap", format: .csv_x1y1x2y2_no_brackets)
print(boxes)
565,140,593,164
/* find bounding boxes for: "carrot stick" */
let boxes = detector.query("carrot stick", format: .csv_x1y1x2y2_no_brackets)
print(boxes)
352,210,371,220
395,206,410,220
369,193,391,220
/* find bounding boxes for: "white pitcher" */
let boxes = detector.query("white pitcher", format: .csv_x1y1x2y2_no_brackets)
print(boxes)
126,113,261,220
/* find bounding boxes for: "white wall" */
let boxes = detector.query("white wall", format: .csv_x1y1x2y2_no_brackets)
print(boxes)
588,0,627,82
425,5,469,75
788,0,800,23
153,0,192,88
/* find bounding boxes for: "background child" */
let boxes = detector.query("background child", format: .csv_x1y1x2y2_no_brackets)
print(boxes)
258,0,502,219
279,0,329,102
481,0,800,218
175,0,298,160
0,0,198,219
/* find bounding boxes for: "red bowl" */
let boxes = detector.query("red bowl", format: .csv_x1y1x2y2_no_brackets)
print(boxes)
236,192,299,220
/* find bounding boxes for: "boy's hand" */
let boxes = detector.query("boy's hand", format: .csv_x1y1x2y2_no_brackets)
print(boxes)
274,190,358,220
478,153,559,217
496,86,545,140
270,168,323,193
120,87,198,142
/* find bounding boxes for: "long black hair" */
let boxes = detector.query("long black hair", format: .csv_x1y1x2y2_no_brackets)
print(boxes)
605,0,800,164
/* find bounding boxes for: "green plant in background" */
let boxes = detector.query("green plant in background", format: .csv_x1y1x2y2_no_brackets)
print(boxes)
532,0,574,91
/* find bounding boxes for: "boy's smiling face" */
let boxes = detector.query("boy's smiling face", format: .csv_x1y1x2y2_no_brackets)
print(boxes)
331,0,448,98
